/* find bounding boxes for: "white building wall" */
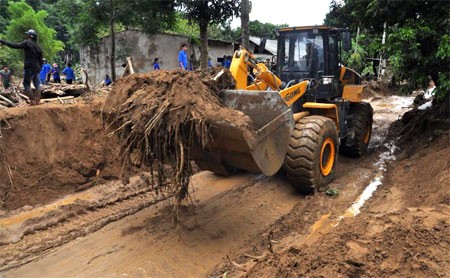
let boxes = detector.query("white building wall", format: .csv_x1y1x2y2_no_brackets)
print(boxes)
80,30,234,85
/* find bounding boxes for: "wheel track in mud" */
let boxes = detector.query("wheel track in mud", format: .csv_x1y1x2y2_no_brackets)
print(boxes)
0,173,266,272
0,178,171,272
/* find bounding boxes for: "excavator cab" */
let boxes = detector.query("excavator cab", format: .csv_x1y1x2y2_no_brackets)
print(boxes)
275,26,350,102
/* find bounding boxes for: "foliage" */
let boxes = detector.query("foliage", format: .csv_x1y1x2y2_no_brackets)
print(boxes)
325,0,450,96
0,0,9,32
176,0,240,68
168,14,200,38
341,37,368,74
176,0,240,26
62,0,176,46
230,20,288,40
0,1,64,72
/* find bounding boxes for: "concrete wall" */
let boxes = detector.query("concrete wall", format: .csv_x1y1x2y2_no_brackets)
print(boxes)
80,30,234,85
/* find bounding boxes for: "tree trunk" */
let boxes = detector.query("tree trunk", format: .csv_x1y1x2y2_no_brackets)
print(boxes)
199,19,208,69
109,0,116,81
241,0,251,51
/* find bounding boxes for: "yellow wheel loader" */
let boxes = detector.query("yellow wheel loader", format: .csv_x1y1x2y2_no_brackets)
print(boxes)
191,26,373,194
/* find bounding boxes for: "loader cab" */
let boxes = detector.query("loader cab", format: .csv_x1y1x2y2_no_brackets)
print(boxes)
275,26,342,99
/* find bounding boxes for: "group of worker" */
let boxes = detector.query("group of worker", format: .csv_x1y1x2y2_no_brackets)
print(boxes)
0,29,76,105
39,59,75,85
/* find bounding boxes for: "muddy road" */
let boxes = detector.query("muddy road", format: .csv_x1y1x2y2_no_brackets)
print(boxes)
1,94,436,277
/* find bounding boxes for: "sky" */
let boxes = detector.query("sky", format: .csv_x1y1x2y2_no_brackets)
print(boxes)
231,0,333,28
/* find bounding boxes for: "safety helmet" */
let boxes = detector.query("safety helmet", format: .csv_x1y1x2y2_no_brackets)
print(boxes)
25,29,38,39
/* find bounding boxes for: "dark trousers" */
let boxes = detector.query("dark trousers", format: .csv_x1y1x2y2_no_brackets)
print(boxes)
23,67,40,91
66,79,73,84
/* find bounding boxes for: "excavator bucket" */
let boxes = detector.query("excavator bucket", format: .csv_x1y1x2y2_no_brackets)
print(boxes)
191,90,293,176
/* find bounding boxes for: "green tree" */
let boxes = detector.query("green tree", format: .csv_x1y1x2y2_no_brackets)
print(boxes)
231,20,288,41
61,0,176,80
176,0,240,68
0,1,64,71
0,0,9,32
325,0,450,95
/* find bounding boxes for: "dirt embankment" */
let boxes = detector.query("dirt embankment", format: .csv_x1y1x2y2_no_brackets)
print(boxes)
0,101,124,210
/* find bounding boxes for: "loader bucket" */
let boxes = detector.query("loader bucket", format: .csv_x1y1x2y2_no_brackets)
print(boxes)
191,90,294,176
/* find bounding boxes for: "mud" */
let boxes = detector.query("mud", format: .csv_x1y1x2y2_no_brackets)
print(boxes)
211,94,450,278
0,84,449,277
103,69,255,199
0,100,124,210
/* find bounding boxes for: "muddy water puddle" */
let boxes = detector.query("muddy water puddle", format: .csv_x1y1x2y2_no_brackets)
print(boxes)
370,95,414,148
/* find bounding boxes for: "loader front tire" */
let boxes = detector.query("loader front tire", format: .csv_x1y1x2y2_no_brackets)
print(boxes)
285,116,339,194
340,102,373,157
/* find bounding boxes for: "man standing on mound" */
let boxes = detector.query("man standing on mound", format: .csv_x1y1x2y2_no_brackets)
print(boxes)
0,29,43,105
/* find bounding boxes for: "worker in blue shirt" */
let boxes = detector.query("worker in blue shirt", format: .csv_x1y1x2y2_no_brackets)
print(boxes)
101,74,112,86
39,58,51,84
52,63,61,83
178,44,188,70
224,55,231,69
62,63,75,84
208,57,213,68
153,58,160,70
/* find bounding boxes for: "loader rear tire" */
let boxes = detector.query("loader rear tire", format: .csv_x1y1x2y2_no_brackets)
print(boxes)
340,102,373,157
285,116,339,194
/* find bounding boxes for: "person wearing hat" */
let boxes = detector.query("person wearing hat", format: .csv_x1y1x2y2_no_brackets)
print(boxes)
39,58,51,85
0,29,43,105
51,63,61,83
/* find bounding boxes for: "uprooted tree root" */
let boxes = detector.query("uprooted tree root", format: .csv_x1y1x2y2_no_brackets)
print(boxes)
103,69,253,219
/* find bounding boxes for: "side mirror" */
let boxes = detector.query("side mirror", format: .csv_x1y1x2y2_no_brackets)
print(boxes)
342,31,352,51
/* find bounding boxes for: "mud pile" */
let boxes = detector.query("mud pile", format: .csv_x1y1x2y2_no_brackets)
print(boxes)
361,80,394,99
103,69,255,200
0,103,124,210
397,91,449,146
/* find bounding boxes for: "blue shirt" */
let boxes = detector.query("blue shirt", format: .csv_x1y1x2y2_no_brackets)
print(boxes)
105,77,112,86
39,63,51,79
224,59,231,69
52,67,60,79
62,66,75,80
153,62,160,70
178,50,188,70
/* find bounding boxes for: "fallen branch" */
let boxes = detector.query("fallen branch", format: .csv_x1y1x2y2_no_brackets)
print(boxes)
243,253,267,261
0,94,16,107
41,96,75,103
226,255,248,272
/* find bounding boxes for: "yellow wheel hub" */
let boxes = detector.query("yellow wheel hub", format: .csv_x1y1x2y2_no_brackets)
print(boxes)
320,138,335,176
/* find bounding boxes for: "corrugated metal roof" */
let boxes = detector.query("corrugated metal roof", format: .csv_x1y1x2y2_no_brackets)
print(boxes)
249,36,277,55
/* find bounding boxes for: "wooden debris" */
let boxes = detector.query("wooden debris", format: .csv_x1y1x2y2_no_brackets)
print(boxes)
0,87,23,107
40,96,74,104
0,78,92,108
41,84,88,97
121,57,136,78
0,95,17,107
